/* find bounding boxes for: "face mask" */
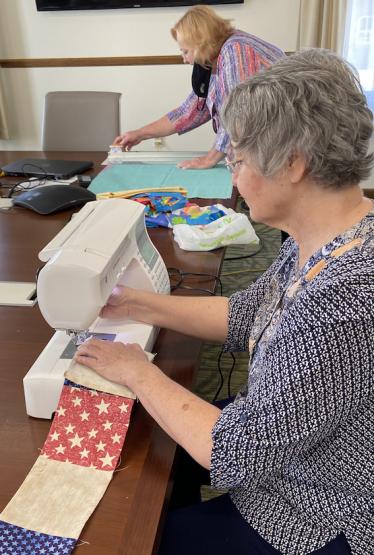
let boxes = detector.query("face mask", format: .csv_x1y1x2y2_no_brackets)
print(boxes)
191,63,212,99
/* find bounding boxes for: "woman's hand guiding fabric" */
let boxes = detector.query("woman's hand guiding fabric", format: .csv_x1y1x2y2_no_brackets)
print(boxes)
74,339,151,389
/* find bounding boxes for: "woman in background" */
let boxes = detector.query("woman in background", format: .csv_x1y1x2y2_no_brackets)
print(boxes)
77,49,374,554
113,5,284,169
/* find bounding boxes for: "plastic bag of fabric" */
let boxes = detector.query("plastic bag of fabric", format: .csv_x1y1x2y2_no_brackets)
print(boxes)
173,209,259,251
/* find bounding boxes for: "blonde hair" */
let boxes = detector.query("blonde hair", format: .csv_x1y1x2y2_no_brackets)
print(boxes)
171,5,233,66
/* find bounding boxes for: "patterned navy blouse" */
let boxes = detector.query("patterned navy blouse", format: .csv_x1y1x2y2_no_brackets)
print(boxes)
211,205,374,554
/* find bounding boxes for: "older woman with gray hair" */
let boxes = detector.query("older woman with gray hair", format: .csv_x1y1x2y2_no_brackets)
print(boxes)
75,49,374,554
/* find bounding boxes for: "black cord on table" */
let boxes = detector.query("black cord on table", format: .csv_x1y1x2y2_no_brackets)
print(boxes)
7,177,45,198
5,162,50,198
168,267,222,296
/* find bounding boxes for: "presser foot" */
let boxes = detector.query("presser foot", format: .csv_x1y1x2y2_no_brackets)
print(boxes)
66,329,91,346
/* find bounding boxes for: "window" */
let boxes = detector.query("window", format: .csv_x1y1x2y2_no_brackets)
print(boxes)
344,0,374,113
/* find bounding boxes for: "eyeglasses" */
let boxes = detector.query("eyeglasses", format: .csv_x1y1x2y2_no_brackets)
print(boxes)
225,157,244,174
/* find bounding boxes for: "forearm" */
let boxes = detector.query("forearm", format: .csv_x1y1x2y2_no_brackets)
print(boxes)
128,289,229,343
206,148,226,165
129,361,221,469
74,340,221,468
137,115,176,140
177,148,226,169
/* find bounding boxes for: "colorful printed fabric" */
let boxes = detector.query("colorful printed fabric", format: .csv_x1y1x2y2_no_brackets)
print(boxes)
132,191,187,213
0,380,134,553
167,203,226,227
146,202,227,228
167,31,284,154
128,192,227,229
129,191,188,227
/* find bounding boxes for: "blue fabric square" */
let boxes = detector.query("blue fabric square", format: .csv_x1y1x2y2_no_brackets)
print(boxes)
0,521,76,555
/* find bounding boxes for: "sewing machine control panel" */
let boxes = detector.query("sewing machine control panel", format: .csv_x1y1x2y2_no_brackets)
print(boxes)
146,253,169,293
135,218,170,294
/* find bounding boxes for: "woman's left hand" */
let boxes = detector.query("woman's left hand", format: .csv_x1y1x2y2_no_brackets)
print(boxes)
75,340,219,470
177,149,225,169
74,339,151,388
178,155,216,169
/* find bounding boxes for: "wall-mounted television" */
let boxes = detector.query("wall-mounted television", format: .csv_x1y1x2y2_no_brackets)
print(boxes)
36,0,243,10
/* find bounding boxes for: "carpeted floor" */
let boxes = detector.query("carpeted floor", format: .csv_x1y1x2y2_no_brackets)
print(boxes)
168,199,281,502
193,199,281,403
191,199,281,501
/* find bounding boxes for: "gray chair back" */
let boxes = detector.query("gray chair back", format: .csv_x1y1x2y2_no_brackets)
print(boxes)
42,91,121,151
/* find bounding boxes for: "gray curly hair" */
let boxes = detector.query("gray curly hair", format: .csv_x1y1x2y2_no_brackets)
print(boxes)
222,49,374,188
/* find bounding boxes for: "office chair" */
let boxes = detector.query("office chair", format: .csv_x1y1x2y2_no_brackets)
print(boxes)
42,91,121,151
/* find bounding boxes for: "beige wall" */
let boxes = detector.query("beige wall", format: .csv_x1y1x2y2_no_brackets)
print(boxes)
0,0,300,151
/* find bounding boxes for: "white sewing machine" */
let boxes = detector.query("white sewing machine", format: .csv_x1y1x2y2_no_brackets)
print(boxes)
23,198,170,418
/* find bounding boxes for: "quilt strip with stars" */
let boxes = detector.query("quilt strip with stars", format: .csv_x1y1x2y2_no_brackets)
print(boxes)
0,380,134,554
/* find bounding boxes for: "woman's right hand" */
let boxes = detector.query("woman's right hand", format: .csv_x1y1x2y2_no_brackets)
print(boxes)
100,285,229,343
100,285,132,319
112,130,144,150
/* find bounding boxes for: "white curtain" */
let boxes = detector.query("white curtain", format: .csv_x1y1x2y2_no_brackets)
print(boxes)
298,0,348,54
0,74,9,140
343,0,374,113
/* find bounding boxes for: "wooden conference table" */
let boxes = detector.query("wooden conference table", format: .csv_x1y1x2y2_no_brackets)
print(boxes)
0,151,236,555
